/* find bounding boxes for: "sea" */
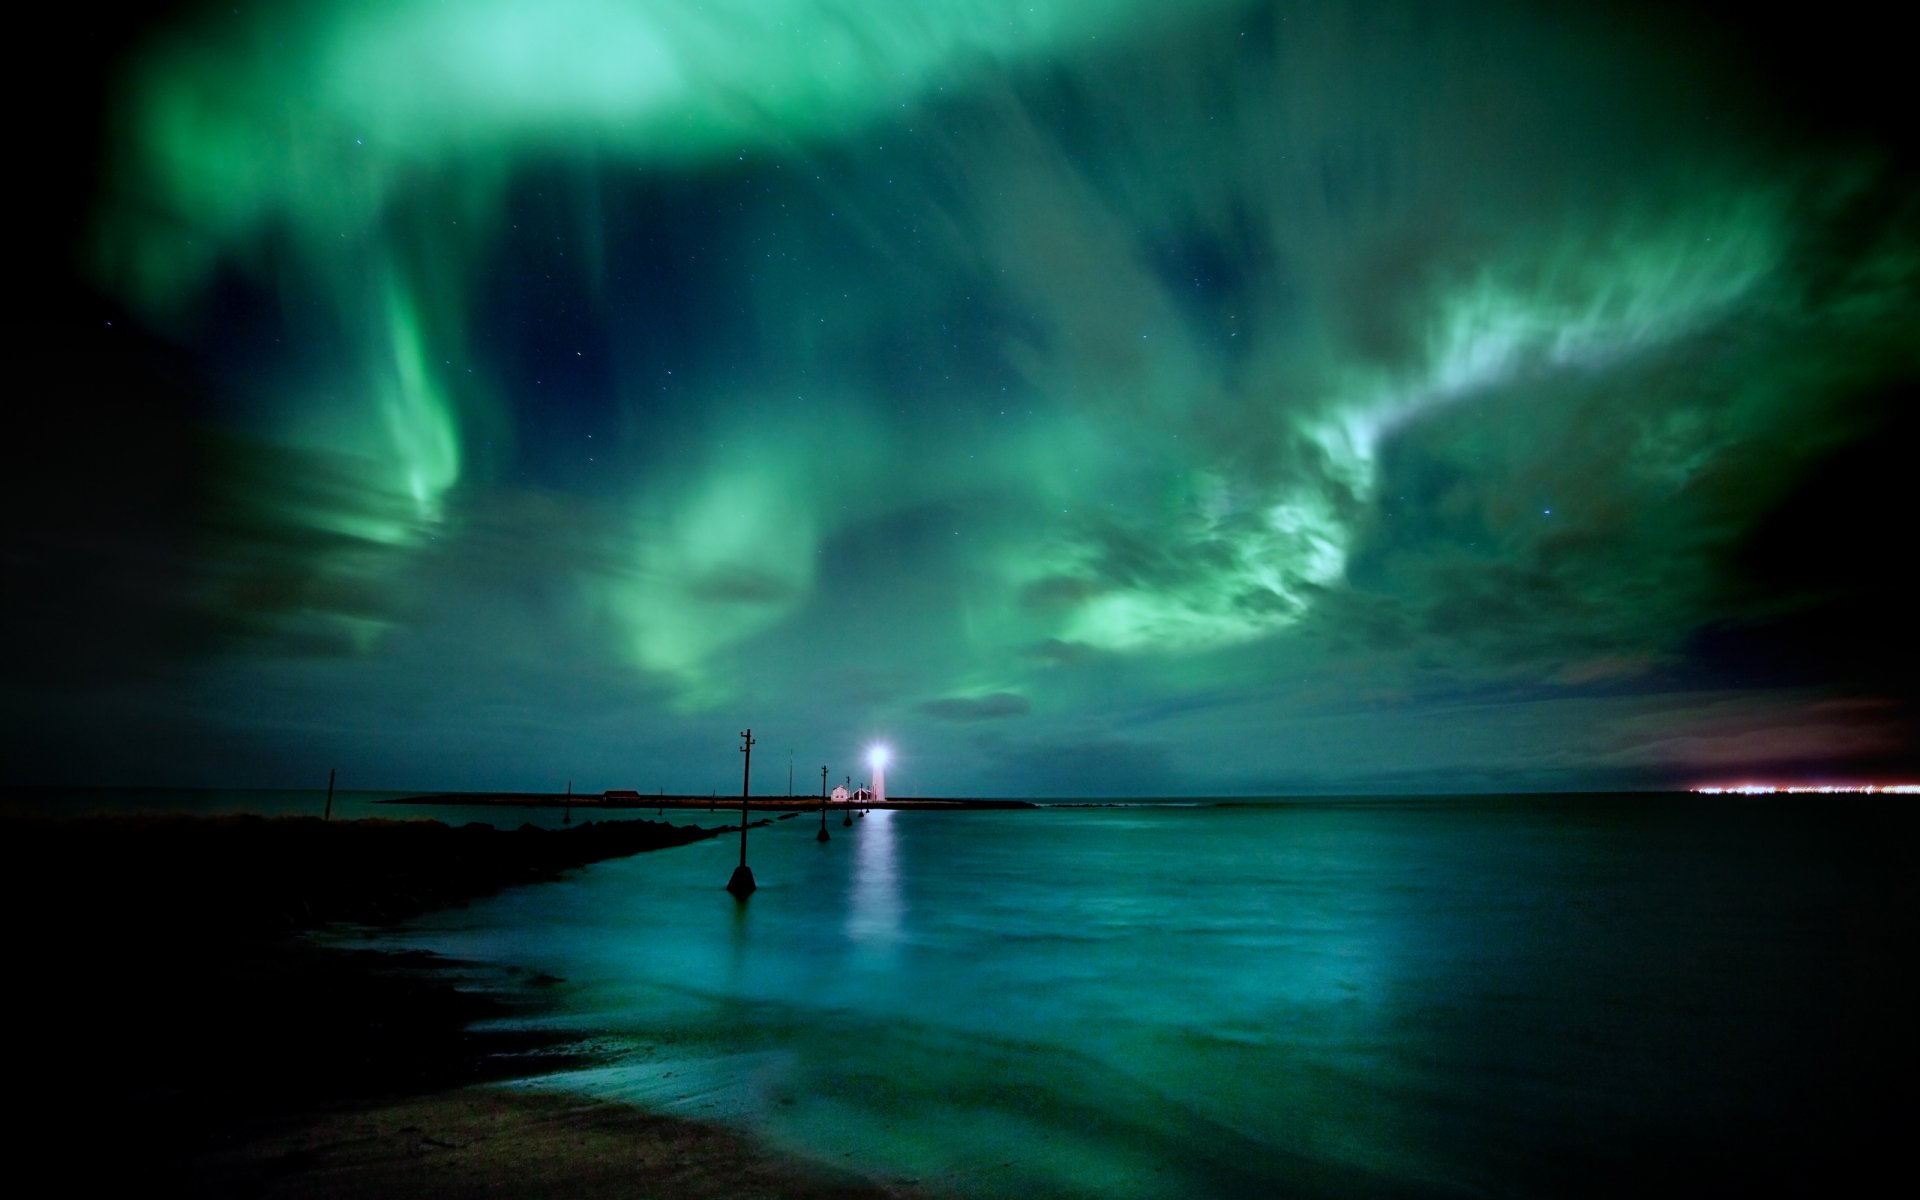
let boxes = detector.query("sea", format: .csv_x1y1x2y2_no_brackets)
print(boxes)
14,789,1913,1196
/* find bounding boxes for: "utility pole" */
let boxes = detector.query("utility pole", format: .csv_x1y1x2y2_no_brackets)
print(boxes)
844,775,853,826
788,749,794,798
727,729,758,895
564,780,572,825
324,767,336,821
817,765,830,842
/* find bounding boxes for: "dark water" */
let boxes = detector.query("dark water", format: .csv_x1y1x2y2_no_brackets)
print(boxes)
32,790,1912,1195
362,796,1914,1197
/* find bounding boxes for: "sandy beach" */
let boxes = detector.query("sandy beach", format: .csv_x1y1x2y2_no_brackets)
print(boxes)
4,812,924,1199
189,1087,926,1199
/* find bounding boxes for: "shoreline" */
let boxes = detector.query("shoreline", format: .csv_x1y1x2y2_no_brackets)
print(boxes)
188,1085,931,1199
6,813,929,1198
383,792,1038,812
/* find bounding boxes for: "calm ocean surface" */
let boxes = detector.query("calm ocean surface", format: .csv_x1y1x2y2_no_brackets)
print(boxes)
16,789,1906,1195
350,795,1912,1198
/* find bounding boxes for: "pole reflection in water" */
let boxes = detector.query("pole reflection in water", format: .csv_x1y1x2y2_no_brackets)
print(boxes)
726,886,753,989
845,808,900,949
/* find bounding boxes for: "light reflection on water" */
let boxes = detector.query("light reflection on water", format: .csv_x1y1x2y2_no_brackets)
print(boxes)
847,808,900,949
376,798,1910,1198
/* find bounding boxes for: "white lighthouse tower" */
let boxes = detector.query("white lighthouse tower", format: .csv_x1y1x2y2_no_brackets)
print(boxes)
868,744,889,805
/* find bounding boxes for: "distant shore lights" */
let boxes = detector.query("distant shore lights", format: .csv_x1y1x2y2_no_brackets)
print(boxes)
1690,782,1920,795
868,743,890,805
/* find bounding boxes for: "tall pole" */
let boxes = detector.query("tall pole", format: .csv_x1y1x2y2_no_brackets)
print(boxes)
788,750,794,798
817,765,830,842
844,775,853,826
728,729,758,895
324,767,335,821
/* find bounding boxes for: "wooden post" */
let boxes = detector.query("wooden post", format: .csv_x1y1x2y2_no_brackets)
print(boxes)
817,765,830,842
727,729,758,895
324,767,335,821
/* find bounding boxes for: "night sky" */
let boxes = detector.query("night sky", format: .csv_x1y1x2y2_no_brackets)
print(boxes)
10,1,1916,796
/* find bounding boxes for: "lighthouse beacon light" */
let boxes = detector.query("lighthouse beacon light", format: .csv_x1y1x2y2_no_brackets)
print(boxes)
868,743,890,805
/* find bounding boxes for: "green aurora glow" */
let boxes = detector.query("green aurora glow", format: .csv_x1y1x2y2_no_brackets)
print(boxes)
11,0,1916,792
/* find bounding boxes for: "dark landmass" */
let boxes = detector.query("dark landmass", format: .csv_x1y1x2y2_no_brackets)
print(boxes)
3,812,729,936
5,814,920,1198
385,792,1038,811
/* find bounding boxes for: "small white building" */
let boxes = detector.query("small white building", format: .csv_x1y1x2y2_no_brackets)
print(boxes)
830,785,850,803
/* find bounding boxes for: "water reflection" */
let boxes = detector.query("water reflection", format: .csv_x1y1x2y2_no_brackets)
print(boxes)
726,885,754,988
846,808,900,947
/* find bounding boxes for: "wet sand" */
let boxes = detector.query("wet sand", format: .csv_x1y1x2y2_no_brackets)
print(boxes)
190,1087,926,1199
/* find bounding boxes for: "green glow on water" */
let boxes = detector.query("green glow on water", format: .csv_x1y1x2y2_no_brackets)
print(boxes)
376,802,1910,1197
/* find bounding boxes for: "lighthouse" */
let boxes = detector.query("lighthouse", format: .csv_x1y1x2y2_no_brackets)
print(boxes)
869,744,889,805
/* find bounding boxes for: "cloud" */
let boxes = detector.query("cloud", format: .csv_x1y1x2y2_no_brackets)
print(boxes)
21,1,1915,792
968,730,1175,797
918,693,1031,722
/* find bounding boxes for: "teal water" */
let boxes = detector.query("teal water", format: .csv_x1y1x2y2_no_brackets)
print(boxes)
274,798,1920,1192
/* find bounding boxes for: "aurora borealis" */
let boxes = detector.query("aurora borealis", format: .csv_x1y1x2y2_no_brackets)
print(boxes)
11,0,1916,794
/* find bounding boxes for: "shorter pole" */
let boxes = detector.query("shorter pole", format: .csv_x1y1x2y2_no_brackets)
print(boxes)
324,767,335,821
